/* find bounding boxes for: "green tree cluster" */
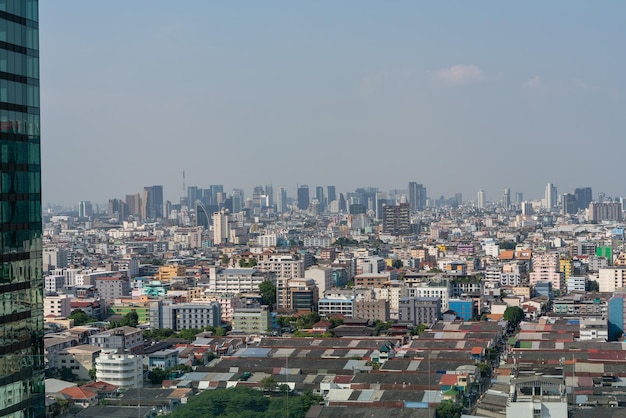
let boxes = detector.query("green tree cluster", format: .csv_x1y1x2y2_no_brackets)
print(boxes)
68,309,92,326
110,311,139,328
239,258,258,268
503,306,525,329
435,400,462,418
167,386,321,418
259,280,277,308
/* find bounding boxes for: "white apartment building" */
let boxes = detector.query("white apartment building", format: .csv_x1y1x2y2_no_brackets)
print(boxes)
598,267,626,293
45,275,65,293
44,293,72,318
406,284,451,312
305,266,333,294
95,352,143,389
257,234,278,248
256,255,304,279
208,267,273,294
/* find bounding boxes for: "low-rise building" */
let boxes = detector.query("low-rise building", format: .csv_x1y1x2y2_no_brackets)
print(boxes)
95,352,144,389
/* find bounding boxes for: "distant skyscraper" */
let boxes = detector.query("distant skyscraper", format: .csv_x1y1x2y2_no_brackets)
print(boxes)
574,187,592,211
108,198,127,221
327,185,336,204
209,184,223,206
277,187,288,213
454,193,463,206
562,193,577,215
515,192,524,205
232,189,244,213
126,193,142,218
264,184,274,208
79,200,93,218
297,185,310,210
408,182,426,211
315,186,325,211
0,2,45,416
545,183,557,210
477,190,486,209
502,188,511,210
187,186,200,208
142,185,164,220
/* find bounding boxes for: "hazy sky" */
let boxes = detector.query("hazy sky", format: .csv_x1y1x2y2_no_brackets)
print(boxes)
40,1,625,207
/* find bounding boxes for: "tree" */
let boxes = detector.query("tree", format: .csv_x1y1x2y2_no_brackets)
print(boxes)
392,259,404,269
68,309,92,326
503,306,525,329
412,323,428,336
586,280,599,292
260,376,277,392
259,280,277,308
120,311,139,327
148,368,168,385
59,367,76,381
435,400,462,418
221,254,230,265
88,368,97,381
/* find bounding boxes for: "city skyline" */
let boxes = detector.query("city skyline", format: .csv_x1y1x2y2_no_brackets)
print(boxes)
40,2,625,205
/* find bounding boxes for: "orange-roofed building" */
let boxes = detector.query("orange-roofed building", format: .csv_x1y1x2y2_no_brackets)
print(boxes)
59,387,97,408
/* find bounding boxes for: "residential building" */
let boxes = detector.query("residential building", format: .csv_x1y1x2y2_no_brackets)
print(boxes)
354,299,390,322
208,267,272,294
0,2,45,415
232,306,272,333
148,350,179,370
398,297,441,326
44,293,72,318
305,265,333,294
276,278,319,312
95,275,131,301
588,201,623,222
88,327,144,354
149,300,221,331
318,294,355,318
530,253,564,293
256,254,304,278
598,267,626,293
448,299,476,321
57,345,102,381
95,352,144,389
382,203,411,235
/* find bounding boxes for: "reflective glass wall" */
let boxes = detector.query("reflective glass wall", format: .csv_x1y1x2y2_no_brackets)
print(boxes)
0,1,44,416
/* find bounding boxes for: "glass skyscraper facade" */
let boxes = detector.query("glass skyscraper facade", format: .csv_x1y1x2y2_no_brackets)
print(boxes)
0,1,45,417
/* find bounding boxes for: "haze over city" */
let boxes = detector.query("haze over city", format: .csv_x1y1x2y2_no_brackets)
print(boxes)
40,2,625,206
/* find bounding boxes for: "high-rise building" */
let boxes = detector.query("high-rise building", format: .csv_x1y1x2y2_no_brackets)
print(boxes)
142,185,163,220
264,184,273,208
187,186,200,209
297,185,309,211
502,188,511,210
408,182,426,212
125,193,142,218
277,187,287,213
477,189,486,209
382,203,411,235
315,186,325,211
231,189,244,213
545,183,557,210
562,193,577,215
515,192,524,205
79,200,93,218
574,187,592,211
327,185,336,205
0,2,46,416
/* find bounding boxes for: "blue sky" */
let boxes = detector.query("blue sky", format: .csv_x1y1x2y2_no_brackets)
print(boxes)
40,1,626,206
